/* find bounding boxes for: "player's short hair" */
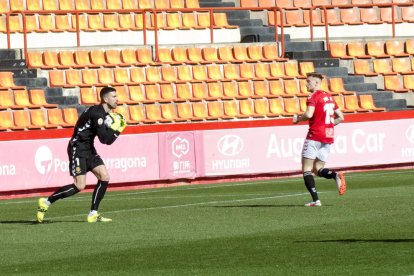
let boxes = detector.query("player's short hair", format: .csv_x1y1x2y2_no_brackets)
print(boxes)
306,72,323,80
100,86,116,102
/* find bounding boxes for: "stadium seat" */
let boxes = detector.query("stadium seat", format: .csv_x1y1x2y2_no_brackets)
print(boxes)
144,104,163,123
385,40,409,57
14,89,42,109
75,0,89,9
14,109,41,130
367,41,388,58
38,15,58,32
27,52,44,68
91,0,106,9
223,100,241,119
192,65,208,82
329,78,355,95
46,108,70,128
207,82,224,100
191,82,208,100
0,111,15,131
253,99,271,117
0,90,21,109
177,65,193,82
224,64,241,80
344,94,370,112
0,72,25,90
239,99,263,118
254,63,272,80
59,0,74,10
340,8,363,25
136,48,153,65
129,85,148,103
299,62,315,77
115,86,134,104
329,42,352,59
233,46,251,62
285,62,302,78
360,8,383,24
392,58,413,74
238,81,253,99
62,108,78,126
145,84,161,102
166,13,185,30
207,101,224,120
240,0,258,7
269,62,288,79
321,9,342,26
176,83,195,101
403,74,414,90
10,0,25,11
347,42,371,58
213,13,237,29
30,89,58,108
303,10,324,26
160,104,177,122
44,51,62,68
284,79,308,97
130,67,146,84
127,104,147,124
187,47,205,64
172,47,189,64
158,48,175,64
353,59,378,76
49,70,66,87
107,0,122,9
182,12,203,29
146,67,162,83
384,75,409,92
373,58,397,75
113,68,130,84
247,45,265,62
161,66,177,82
30,109,59,129
202,47,221,63
380,7,402,23
239,63,255,80
81,69,99,86
192,102,208,120
207,65,223,81
285,10,307,27
59,50,79,68
218,46,236,63
27,0,42,11
176,102,195,121
160,84,177,102
90,49,109,67
268,98,287,117
262,44,284,61
268,79,285,97
252,80,270,98
284,98,301,115
221,82,238,99
401,6,414,23
359,94,385,111
80,87,99,105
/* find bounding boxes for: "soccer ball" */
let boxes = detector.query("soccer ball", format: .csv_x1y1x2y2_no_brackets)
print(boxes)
104,112,125,131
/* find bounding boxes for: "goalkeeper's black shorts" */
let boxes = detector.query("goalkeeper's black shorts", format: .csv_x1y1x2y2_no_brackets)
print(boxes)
67,146,104,177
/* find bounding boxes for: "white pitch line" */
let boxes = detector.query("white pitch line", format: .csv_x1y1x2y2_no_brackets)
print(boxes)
46,192,309,221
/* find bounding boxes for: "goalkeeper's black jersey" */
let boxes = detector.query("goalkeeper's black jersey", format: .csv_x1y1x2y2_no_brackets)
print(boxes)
69,105,119,157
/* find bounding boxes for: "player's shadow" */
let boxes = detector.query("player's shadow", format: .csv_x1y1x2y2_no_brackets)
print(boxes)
0,220,83,225
205,204,304,208
296,239,414,243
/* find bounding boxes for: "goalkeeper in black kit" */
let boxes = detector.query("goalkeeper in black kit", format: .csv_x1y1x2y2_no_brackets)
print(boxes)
36,87,126,223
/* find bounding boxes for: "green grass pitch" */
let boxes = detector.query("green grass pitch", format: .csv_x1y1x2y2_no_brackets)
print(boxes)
0,169,413,275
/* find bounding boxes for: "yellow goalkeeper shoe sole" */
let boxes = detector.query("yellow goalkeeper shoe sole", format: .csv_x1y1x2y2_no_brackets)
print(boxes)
87,213,112,223
36,197,49,223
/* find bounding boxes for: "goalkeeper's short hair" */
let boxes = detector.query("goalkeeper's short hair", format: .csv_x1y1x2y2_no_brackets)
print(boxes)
100,86,116,103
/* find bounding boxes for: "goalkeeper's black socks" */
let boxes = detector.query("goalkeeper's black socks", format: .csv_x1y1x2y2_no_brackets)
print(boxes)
303,171,319,202
317,168,337,179
48,184,80,203
91,180,109,211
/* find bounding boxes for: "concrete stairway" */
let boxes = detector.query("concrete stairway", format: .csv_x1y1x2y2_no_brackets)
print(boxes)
284,41,408,111
0,49,80,111
199,0,289,42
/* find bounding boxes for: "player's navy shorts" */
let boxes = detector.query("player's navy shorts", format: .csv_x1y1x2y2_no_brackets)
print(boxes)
67,145,104,177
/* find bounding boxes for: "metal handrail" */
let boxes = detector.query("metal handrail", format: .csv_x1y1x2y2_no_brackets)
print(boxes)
1,6,285,66
309,2,414,50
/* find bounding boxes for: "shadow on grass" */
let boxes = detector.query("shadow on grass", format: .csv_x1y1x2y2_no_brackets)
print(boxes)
296,239,414,243
0,220,83,225
204,204,306,208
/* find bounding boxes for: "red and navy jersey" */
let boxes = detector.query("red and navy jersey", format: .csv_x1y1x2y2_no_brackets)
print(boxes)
306,90,339,144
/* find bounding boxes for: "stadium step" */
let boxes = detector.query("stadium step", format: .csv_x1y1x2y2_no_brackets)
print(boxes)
47,95,80,106
228,19,264,27
0,49,23,61
375,99,408,110
14,77,48,89
285,41,325,52
199,0,235,7
0,59,27,69
285,51,331,59
344,82,378,92
0,68,37,78
315,67,349,77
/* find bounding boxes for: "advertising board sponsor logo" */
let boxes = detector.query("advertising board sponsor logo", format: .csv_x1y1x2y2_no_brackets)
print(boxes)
35,146,54,175
406,125,414,144
172,137,190,158
217,135,244,156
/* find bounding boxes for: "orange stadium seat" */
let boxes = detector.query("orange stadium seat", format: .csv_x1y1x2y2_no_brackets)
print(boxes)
347,42,370,58
160,104,178,122
145,104,164,123
55,15,74,32
268,98,286,117
49,70,66,87
340,8,363,25
176,83,194,101
160,84,177,102
166,13,184,30
27,0,42,10
223,100,241,119
303,10,323,26
284,97,301,115
63,108,79,126
207,65,223,81
403,74,414,90
130,67,146,84
59,0,74,9
239,63,255,80
172,48,189,64
74,50,94,68
46,108,71,127
105,49,126,66
187,47,205,64
0,72,25,90
59,50,78,68
385,40,409,57
13,110,40,130
113,68,131,84
103,14,121,30
176,102,194,120
254,99,271,117
252,80,270,98
30,89,58,108
353,59,378,76
392,58,413,74
254,63,271,80
384,75,408,92
98,68,114,85
373,58,397,75
191,82,208,100
321,9,342,26
0,90,21,109
206,82,223,100
213,13,237,29
90,49,109,67
75,0,90,9
285,10,307,27
207,101,224,120
329,78,355,95
182,12,202,29
122,0,136,9
30,109,59,129
38,15,57,32
176,65,193,82
233,46,251,62
144,84,161,102
344,95,370,112
367,41,388,58
27,51,45,68
129,85,147,103
237,81,253,98
359,94,385,111
218,46,236,63
360,8,383,24
128,105,148,124
202,47,220,63
222,82,238,99
223,64,240,80
107,0,122,9
161,66,177,82
0,111,15,131
380,7,402,23
91,0,106,9
136,48,153,65
401,6,414,23
14,89,42,108
10,0,25,10
192,65,208,81
81,69,99,86
80,87,99,105
239,99,262,118
268,80,285,97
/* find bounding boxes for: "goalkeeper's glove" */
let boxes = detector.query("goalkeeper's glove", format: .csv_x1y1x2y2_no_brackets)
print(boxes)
105,112,126,132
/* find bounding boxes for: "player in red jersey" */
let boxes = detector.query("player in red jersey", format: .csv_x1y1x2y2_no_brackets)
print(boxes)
293,72,346,206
